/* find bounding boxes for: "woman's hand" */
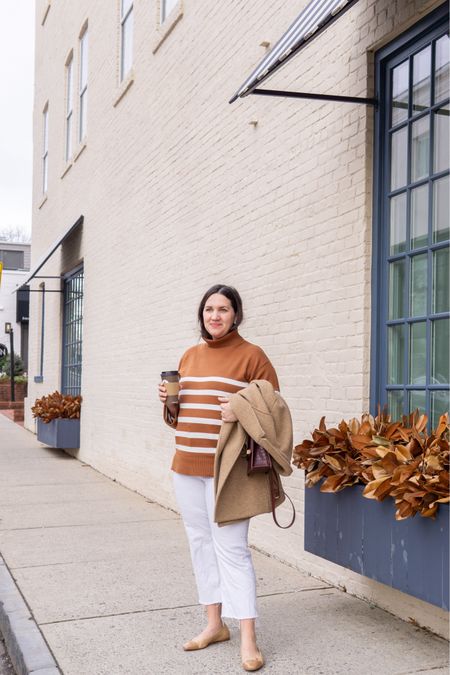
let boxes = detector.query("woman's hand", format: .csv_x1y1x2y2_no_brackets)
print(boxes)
218,396,238,423
159,382,168,404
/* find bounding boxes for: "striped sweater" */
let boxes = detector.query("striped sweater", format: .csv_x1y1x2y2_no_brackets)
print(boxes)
165,329,279,477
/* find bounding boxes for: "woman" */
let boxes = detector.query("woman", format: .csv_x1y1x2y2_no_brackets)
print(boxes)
159,284,280,672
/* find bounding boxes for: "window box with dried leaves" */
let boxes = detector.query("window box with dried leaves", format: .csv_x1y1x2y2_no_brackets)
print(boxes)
32,391,81,449
294,411,449,609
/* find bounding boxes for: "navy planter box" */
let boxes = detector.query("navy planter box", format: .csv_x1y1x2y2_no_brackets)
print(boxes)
305,484,449,610
36,418,80,449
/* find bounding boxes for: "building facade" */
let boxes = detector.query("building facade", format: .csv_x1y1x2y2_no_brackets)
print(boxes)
27,0,448,634
0,242,30,368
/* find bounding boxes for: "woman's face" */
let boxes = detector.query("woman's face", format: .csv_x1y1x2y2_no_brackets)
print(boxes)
203,293,236,340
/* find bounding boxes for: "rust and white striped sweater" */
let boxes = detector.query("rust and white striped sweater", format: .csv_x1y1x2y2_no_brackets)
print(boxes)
166,330,279,477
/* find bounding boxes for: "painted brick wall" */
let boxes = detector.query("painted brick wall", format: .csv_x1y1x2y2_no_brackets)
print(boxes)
26,0,447,635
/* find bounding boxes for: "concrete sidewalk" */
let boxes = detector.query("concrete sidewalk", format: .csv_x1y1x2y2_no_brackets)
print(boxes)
0,415,448,675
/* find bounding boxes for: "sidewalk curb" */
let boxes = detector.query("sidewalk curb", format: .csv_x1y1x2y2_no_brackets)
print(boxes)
0,558,60,675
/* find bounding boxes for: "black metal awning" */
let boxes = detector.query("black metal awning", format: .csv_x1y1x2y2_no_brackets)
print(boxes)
14,215,83,292
230,0,376,106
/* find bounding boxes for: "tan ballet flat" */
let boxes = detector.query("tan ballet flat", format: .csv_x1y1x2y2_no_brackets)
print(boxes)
183,623,230,651
242,649,264,672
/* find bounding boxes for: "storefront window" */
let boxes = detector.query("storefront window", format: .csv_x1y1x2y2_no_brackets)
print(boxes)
374,10,449,429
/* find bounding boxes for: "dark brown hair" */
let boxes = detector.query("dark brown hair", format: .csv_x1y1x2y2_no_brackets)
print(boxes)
198,284,244,340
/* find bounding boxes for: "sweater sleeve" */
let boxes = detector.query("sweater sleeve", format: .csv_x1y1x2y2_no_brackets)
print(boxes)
253,359,279,390
246,347,280,390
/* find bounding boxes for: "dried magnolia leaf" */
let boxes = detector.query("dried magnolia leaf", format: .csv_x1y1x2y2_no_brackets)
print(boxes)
415,414,428,433
320,474,347,493
390,465,416,486
375,447,391,458
424,455,443,472
359,420,373,435
349,418,360,435
351,435,374,450
363,478,388,499
372,435,390,447
395,501,415,520
323,454,343,471
420,504,438,518
374,478,393,500
371,464,391,480
395,445,412,462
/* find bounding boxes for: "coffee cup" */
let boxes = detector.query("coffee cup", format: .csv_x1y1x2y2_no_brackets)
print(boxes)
161,370,180,417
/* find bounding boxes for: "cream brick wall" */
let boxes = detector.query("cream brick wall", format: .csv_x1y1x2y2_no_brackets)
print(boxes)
27,0,448,636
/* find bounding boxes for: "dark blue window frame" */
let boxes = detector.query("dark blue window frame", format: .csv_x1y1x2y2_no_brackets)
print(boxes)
371,4,449,427
61,264,84,396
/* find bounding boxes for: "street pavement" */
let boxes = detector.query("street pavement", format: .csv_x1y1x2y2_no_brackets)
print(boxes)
0,413,448,675
0,633,14,675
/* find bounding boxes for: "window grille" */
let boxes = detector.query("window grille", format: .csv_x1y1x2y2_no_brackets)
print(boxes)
62,267,84,396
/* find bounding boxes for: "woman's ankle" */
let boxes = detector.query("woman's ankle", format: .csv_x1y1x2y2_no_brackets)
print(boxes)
205,602,223,631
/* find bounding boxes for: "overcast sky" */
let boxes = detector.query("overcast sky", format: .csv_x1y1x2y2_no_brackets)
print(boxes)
0,1,35,240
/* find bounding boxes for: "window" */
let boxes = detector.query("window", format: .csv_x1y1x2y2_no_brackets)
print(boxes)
42,105,49,193
62,267,83,396
65,54,73,161
0,250,24,270
373,7,449,430
120,0,133,81
161,0,177,23
79,27,88,142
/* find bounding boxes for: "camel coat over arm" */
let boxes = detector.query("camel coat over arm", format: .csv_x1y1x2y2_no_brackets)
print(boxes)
213,380,293,526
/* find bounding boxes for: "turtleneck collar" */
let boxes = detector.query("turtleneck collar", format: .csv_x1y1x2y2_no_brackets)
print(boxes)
203,329,244,349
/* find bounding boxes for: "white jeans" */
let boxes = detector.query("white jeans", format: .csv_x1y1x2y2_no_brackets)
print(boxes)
172,472,258,620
